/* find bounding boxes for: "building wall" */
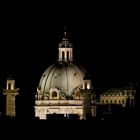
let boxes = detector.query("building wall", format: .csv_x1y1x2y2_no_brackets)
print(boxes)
35,106,83,119
100,89,136,107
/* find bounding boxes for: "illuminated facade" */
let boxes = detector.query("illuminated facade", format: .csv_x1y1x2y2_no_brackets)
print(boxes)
34,28,136,120
0,28,136,120
3,76,19,117
100,87,136,107
35,29,96,119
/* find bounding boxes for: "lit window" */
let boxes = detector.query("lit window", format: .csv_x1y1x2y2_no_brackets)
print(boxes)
52,91,57,99
62,51,65,60
84,83,87,89
75,90,81,99
8,83,11,90
67,51,69,60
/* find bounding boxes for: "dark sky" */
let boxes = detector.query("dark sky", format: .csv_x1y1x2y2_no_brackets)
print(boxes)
0,3,139,117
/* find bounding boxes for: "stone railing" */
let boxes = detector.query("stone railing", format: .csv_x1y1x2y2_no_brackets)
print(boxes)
35,100,82,106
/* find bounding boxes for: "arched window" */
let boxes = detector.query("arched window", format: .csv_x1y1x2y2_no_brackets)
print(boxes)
52,91,57,99
67,51,69,60
84,83,87,89
62,51,65,60
8,83,11,90
75,90,81,99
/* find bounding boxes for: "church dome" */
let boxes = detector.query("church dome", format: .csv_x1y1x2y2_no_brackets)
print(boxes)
38,61,86,97
36,27,91,99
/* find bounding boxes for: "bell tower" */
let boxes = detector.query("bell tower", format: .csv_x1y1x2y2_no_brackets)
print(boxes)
3,76,19,118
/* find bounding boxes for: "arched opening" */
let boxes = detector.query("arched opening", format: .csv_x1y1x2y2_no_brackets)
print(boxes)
67,51,69,60
75,90,81,99
84,83,87,89
52,91,57,99
8,83,11,90
62,51,65,60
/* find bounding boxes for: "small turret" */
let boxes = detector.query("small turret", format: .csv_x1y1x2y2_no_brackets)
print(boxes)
3,76,19,118
83,72,92,90
82,73,92,119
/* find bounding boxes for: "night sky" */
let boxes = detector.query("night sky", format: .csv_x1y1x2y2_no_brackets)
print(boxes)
0,3,139,118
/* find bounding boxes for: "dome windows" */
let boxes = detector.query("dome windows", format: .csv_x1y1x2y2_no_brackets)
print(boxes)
52,91,57,99
49,88,60,99
74,88,82,99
